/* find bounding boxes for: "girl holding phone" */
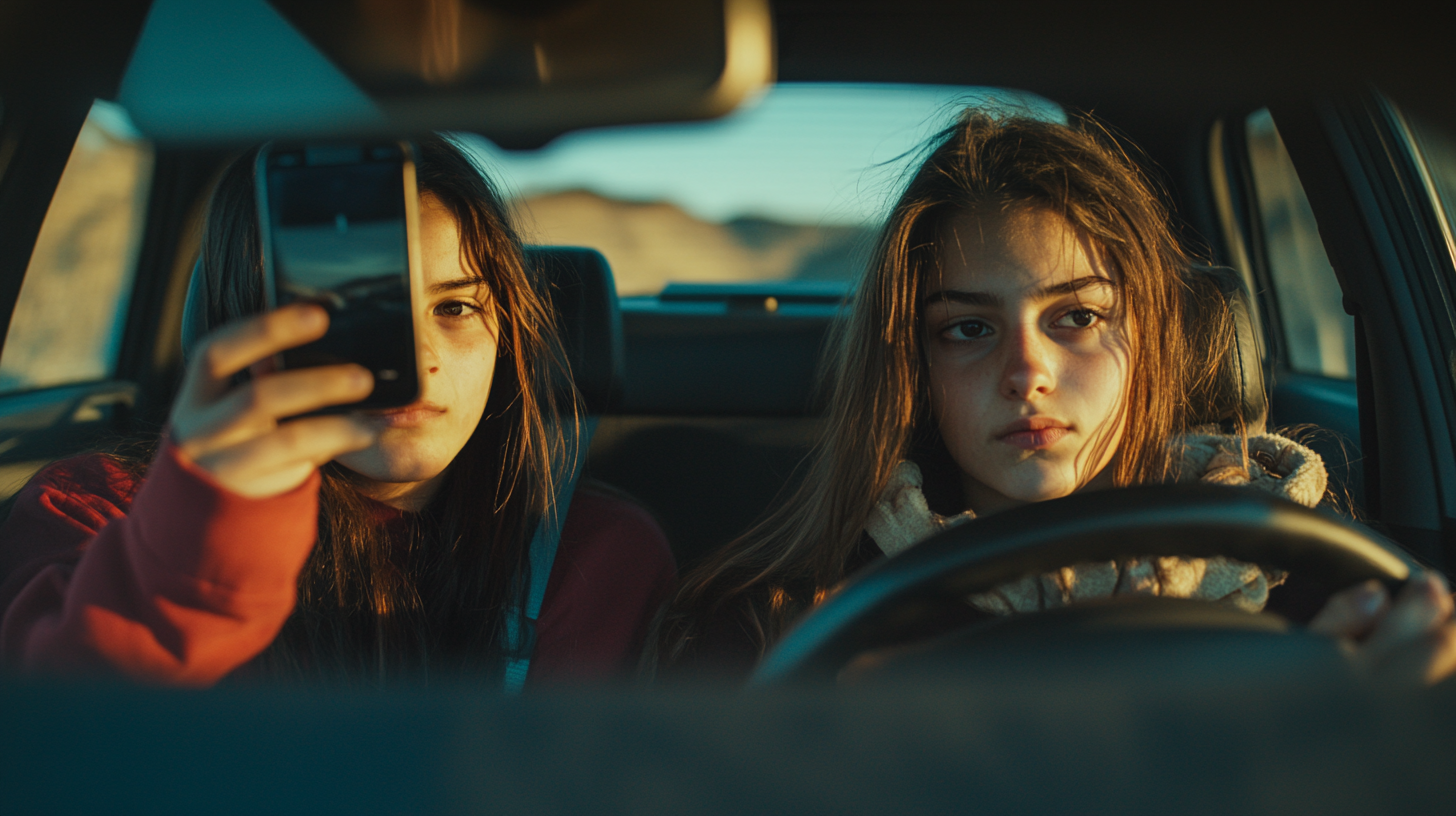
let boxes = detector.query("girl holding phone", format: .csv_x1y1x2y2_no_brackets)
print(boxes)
0,137,675,686
651,111,1456,686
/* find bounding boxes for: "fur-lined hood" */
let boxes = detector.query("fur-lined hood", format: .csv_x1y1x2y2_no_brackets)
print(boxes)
864,430,1327,613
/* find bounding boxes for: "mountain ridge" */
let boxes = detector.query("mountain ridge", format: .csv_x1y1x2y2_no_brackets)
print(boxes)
512,189,875,295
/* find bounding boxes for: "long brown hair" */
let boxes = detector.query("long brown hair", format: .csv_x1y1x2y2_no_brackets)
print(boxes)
652,111,1213,670
189,136,579,682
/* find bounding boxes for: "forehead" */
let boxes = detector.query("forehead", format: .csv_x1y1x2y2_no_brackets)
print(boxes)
418,195,475,285
932,206,1110,294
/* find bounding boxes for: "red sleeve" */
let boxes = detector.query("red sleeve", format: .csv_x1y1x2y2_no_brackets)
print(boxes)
529,486,676,684
0,444,319,686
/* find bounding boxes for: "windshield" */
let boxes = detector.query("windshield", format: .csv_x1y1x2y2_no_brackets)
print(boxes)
462,83,1063,295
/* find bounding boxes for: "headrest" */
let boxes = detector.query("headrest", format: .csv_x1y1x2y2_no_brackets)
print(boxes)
179,245,623,413
1184,264,1268,434
527,245,623,414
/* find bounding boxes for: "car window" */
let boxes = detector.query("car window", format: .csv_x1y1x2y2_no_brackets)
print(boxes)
1245,108,1355,379
463,83,1062,295
0,100,154,393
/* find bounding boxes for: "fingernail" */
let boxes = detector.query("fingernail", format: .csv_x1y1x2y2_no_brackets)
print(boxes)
1356,581,1387,617
1404,574,1443,604
298,306,325,330
352,367,373,390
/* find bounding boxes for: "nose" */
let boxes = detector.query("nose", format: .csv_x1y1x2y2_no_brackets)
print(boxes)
417,325,442,376
999,323,1055,400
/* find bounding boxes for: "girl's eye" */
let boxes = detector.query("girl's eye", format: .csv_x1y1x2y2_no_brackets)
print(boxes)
943,319,993,341
434,300,481,318
1054,309,1102,329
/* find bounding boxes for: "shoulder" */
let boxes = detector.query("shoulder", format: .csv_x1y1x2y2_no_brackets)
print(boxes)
7,453,143,535
559,482,674,572
1172,428,1328,507
0,453,144,588
531,483,676,682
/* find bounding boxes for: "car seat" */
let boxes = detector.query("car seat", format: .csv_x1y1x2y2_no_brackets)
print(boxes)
1184,264,1268,434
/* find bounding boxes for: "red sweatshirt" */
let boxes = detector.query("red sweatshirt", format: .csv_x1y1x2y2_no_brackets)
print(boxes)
0,444,675,687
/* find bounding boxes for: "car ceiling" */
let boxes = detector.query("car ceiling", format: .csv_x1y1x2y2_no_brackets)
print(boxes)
775,2,1456,211
4,1,1451,139
774,2,1453,122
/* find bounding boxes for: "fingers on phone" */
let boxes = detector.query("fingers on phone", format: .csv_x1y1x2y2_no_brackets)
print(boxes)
193,416,377,499
187,305,329,399
242,364,374,419
176,364,373,454
246,416,378,468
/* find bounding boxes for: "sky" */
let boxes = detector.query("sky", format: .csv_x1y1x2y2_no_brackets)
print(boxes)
464,83,1062,227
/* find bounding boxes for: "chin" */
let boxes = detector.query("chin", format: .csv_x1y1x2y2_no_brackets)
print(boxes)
996,465,1081,504
336,446,450,485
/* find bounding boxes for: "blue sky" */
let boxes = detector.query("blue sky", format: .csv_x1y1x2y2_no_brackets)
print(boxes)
464,83,1061,227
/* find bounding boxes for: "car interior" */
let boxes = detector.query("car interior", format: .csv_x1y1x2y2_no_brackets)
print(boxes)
4,1,1456,812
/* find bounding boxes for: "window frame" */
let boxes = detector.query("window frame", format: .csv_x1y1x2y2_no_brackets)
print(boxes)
1209,110,1286,375
1264,90,1456,568
1208,107,1366,522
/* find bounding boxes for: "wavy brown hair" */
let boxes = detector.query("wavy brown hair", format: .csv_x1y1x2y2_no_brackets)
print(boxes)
186,136,579,683
651,111,1220,672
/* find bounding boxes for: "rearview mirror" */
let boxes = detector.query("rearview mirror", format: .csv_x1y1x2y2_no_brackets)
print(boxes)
119,0,775,148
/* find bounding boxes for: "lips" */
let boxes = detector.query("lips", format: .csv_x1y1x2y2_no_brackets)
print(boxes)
369,400,447,428
996,416,1071,450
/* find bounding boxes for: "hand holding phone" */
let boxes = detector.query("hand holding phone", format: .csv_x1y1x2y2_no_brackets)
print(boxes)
170,305,379,498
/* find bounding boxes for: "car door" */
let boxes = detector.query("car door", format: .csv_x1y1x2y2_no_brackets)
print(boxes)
1211,90,1456,570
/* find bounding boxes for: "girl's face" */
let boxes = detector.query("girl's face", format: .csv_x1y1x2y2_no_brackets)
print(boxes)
924,206,1130,515
336,195,499,501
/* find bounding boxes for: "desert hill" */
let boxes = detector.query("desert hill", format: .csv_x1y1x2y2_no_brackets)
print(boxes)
512,190,874,296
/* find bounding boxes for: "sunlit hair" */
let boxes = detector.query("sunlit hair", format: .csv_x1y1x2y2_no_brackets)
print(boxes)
189,136,579,681
651,110,1224,672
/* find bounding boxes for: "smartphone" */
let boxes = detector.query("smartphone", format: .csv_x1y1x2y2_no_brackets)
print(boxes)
255,141,422,410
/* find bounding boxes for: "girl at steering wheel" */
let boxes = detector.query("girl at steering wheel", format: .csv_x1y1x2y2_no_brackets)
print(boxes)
0,137,674,687
651,110,1456,686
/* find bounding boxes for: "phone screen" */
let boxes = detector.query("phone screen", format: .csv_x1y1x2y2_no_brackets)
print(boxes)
259,142,420,410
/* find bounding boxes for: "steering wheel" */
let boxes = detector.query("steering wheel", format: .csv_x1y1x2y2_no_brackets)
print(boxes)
749,484,1414,686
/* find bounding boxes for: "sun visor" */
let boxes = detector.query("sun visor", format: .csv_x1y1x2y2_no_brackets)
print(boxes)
118,0,773,148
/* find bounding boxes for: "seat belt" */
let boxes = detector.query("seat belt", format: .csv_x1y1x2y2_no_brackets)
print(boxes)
502,416,598,693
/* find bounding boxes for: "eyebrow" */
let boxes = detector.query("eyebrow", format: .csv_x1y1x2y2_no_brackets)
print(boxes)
428,277,490,295
922,275,1115,308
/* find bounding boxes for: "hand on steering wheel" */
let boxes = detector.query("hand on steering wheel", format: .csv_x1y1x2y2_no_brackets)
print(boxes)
751,484,1421,687
1312,574,1456,687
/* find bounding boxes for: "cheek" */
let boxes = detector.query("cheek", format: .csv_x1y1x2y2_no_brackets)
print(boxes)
1063,343,1130,421
926,348,994,437
1055,342,1133,479
437,328,499,411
